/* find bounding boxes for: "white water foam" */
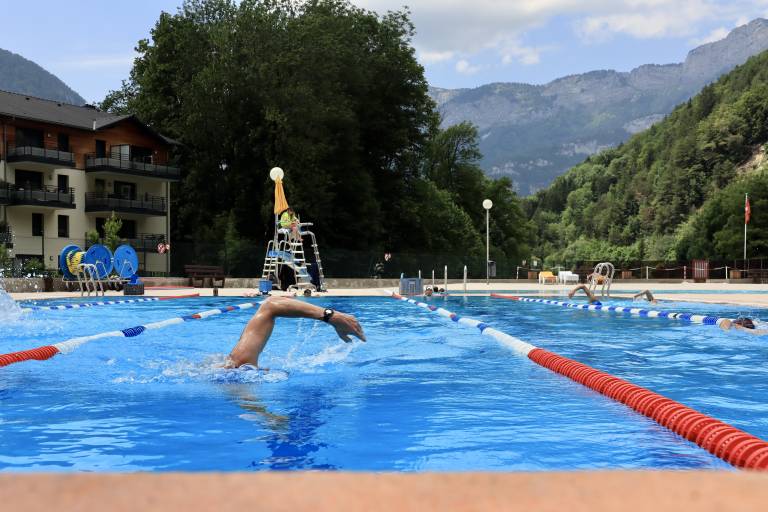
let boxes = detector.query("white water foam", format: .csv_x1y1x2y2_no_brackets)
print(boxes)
0,287,22,322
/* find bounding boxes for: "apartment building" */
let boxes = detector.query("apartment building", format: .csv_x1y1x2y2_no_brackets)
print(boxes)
0,90,178,274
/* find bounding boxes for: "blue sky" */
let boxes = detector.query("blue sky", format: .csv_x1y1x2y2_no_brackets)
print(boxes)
1,0,767,102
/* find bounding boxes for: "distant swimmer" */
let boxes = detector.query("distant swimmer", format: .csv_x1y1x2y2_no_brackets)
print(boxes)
719,317,768,335
633,289,658,305
568,284,601,304
226,296,366,369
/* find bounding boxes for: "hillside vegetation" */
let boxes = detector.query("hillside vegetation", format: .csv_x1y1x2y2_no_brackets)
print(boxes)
525,49,768,264
0,48,85,105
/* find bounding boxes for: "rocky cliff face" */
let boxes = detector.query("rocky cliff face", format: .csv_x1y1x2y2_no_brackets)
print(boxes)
432,19,768,195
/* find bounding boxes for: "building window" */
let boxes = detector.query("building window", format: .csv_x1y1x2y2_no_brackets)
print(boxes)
57,174,69,192
58,133,70,152
32,213,43,236
16,169,43,190
120,220,137,239
58,215,69,238
15,127,44,148
95,139,107,158
114,181,137,200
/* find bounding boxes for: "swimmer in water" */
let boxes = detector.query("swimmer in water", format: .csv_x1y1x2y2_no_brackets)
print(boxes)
226,296,366,369
567,283,601,304
633,289,658,305
719,317,768,335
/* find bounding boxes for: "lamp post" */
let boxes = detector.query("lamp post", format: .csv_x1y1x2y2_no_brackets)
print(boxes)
483,199,493,285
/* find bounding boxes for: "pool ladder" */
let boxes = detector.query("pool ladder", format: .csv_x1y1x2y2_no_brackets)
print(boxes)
588,262,615,298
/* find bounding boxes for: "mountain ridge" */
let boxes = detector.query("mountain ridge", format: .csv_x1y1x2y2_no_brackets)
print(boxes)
0,48,85,106
430,18,768,195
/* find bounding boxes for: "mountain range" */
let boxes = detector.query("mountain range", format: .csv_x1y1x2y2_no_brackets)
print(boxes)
430,18,768,195
0,48,84,105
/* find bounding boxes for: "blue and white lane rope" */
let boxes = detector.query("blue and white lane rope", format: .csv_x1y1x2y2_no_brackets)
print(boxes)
491,294,732,327
0,301,262,367
53,301,261,354
22,297,160,312
390,293,535,356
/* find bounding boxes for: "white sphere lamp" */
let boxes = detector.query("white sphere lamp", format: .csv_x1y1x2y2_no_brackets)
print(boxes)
483,199,493,210
269,167,284,182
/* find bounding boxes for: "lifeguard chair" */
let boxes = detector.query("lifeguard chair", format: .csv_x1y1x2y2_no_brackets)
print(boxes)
260,167,326,292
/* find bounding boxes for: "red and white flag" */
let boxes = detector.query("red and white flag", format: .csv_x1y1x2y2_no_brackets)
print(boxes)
745,195,751,225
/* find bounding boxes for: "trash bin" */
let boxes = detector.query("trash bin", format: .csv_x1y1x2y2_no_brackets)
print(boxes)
527,271,539,280
259,279,273,294
730,270,742,280
487,260,497,278
399,277,423,296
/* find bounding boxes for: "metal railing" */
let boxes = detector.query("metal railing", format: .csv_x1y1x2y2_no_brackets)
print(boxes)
7,145,75,165
85,192,167,214
5,183,75,206
85,153,180,178
85,233,166,251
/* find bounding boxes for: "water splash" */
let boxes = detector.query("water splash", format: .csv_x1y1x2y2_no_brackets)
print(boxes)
0,283,22,322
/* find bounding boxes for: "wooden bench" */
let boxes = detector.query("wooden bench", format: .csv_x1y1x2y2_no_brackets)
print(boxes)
184,265,226,288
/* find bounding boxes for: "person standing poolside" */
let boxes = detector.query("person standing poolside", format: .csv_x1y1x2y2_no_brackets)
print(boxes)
568,283,601,304
226,296,366,368
719,317,768,335
633,289,658,305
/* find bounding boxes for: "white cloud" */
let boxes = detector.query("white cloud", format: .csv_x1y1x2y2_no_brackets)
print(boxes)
354,0,768,64
418,50,454,64
455,59,481,75
689,26,730,46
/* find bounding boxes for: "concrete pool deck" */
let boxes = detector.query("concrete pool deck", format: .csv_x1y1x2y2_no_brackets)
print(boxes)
9,281,768,307
3,471,767,511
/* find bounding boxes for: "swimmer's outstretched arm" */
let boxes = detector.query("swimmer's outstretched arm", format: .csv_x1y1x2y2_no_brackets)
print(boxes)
568,283,598,303
227,296,366,368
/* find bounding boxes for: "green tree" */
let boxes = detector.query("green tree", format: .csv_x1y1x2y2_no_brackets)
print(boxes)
103,212,123,251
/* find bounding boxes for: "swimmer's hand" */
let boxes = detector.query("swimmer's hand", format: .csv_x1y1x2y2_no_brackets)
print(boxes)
329,311,366,343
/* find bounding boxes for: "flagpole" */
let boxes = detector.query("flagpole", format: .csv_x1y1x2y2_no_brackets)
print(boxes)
744,193,748,261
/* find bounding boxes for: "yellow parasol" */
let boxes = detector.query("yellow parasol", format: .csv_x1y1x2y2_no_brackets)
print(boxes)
270,167,289,215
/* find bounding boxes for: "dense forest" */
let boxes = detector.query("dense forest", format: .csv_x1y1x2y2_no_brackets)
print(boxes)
525,50,768,265
101,0,530,273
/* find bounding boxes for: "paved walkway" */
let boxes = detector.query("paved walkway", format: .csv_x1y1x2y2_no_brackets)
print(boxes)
3,471,766,511
9,281,768,307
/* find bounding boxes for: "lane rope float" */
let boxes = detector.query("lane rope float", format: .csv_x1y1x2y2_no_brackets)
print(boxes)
390,292,768,470
491,294,733,327
20,293,200,312
0,300,261,368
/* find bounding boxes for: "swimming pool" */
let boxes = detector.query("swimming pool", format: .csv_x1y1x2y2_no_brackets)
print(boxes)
1,294,766,472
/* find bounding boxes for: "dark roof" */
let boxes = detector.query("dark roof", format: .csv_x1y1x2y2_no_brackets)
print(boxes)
0,89,177,144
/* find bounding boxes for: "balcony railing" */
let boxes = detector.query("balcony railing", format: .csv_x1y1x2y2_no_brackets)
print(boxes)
7,145,75,166
85,153,180,180
3,183,76,208
85,233,166,251
85,192,167,215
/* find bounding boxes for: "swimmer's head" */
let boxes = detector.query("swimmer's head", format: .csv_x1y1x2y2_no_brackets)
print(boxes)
734,317,755,329
424,288,433,297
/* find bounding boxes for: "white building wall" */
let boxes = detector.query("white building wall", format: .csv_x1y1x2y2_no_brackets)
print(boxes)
2,160,171,273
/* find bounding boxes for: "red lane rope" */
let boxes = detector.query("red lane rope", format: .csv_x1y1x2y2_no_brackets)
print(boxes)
528,348,768,469
0,346,60,367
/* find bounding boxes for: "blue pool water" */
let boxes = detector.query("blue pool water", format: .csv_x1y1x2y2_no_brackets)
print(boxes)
1,294,767,472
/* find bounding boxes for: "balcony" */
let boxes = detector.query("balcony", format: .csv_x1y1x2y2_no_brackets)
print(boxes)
85,233,166,252
85,153,180,181
3,183,76,209
85,192,167,216
6,146,75,167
